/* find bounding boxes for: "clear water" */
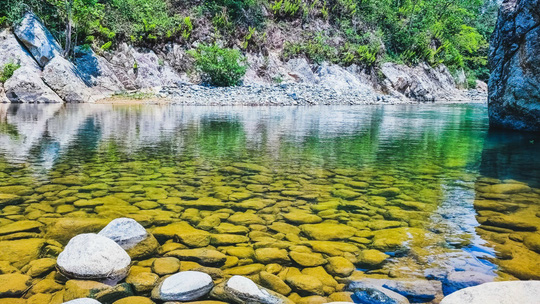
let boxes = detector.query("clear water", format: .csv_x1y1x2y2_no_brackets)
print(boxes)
0,103,539,300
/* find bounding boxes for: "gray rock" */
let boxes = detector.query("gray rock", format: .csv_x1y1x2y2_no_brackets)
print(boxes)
349,281,410,304
151,271,213,301
14,12,62,67
62,298,102,304
73,46,125,95
108,43,183,89
440,281,540,304
0,29,63,103
56,233,131,281
4,66,63,103
443,270,493,295
316,63,378,96
382,279,443,302
287,58,317,84
42,56,93,103
0,29,40,70
213,275,294,304
488,0,540,131
98,218,148,250
0,85,8,103
98,217,159,259
381,62,467,102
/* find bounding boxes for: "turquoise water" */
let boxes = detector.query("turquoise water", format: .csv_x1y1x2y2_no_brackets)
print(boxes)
0,103,539,301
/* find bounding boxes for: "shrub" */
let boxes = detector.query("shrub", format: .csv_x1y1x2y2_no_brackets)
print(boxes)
189,44,248,87
0,61,21,83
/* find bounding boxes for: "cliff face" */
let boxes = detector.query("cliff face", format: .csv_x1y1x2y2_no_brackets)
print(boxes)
488,0,540,131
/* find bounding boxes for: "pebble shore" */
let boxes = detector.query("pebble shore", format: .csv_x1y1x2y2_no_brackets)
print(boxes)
102,84,488,106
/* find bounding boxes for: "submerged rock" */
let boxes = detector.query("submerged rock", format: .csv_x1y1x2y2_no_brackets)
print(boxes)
488,0,540,131
98,218,159,259
57,233,131,281
0,273,31,297
0,238,47,268
443,271,493,295
440,281,540,304
212,275,294,304
151,271,213,301
63,299,102,304
349,281,410,304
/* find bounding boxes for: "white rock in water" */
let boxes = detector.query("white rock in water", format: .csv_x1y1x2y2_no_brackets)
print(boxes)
98,218,148,250
223,275,293,304
57,233,131,281
152,271,213,301
227,275,268,298
440,281,540,304
62,298,102,304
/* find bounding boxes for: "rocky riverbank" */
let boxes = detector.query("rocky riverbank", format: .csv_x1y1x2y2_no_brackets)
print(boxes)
1,12,487,106
98,84,487,106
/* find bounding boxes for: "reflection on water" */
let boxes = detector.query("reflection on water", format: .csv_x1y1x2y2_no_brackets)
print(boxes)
0,103,538,301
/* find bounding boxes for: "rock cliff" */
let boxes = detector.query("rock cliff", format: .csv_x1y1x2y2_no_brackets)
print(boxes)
488,0,540,131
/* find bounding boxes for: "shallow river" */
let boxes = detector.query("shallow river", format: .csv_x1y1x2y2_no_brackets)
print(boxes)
0,103,539,303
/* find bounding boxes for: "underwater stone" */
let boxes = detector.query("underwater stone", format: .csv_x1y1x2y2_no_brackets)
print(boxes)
325,257,355,277
63,299,102,304
0,194,24,206
0,238,47,268
289,251,327,267
213,275,293,304
301,223,357,241
165,248,227,266
151,271,213,301
259,271,292,295
349,281,409,304
440,281,540,304
254,248,291,264
283,211,323,224
0,273,31,297
99,218,159,259
443,271,493,295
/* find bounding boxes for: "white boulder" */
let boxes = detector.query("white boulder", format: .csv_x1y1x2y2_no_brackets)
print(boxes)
57,233,131,281
151,271,213,301
440,281,540,304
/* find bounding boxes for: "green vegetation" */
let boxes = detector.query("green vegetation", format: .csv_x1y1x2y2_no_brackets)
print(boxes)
0,0,499,83
188,44,247,86
0,61,21,83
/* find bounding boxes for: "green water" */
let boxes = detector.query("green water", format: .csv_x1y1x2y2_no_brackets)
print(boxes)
0,103,539,301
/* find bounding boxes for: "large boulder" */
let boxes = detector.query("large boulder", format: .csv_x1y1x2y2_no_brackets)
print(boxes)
73,46,125,96
107,43,183,89
440,281,540,304
488,0,540,131
381,62,467,102
0,29,63,103
56,233,131,281
14,12,62,67
0,29,40,70
42,56,93,103
4,66,63,103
